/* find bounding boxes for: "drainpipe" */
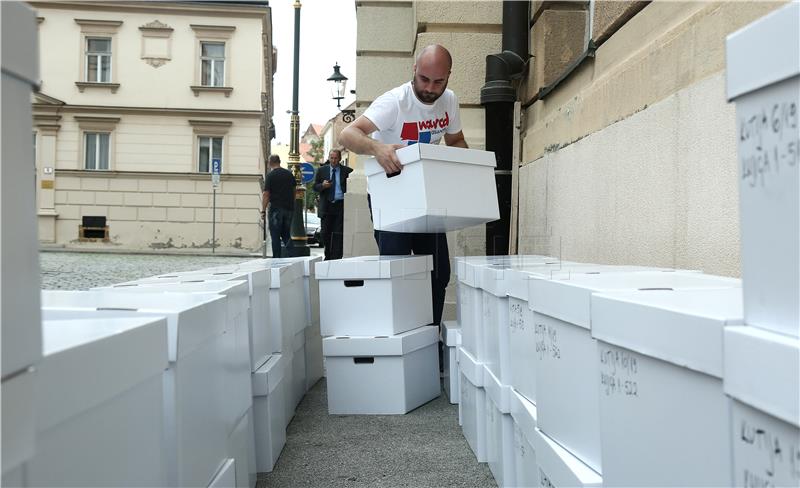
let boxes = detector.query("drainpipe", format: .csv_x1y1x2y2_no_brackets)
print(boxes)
481,0,529,255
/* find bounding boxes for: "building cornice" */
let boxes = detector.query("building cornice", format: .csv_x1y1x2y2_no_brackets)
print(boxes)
55,168,261,181
35,104,262,119
29,1,268,19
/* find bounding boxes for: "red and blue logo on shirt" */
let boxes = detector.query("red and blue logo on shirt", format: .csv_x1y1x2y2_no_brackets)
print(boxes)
400,112,450,145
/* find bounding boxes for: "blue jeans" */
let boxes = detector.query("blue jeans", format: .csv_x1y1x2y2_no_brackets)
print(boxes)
268,207,293,258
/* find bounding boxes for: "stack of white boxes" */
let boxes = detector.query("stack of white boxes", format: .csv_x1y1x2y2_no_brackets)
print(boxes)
725,5,800,487
316,255,440,415
28,316,170,486
40,290,248,487
1,3,41,485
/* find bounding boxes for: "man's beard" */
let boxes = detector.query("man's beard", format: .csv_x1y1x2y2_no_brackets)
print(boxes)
412,79,445,103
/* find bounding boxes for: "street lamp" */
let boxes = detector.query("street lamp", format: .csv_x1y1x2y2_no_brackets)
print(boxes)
284,0,309,257
327,63,355,122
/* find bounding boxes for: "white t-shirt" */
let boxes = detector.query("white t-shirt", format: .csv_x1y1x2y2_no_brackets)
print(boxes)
363,81,462,146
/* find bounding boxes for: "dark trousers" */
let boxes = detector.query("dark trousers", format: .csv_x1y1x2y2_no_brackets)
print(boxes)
268,207,293,258
321,200,345,260
374,229,450,326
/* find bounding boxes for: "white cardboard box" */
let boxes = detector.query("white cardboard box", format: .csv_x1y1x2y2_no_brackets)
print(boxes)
510,390,539,488
41,291,233,488
442,321,461,404
364,143,499,232
251,354,287,473
1,368,36,476
591,287,744,487
290,328,307,411
533,428,602,488
323,326,440,415
1,0,42,382
243,256,322,329
136,269,273,367
530,271,740,473
316,256,433,337
304,324,324,391
458,346,487,462
484,366,515,487
208,458,236,488
226,409,256,488
726,1,800,338
724,325,800,488
26,317,169,487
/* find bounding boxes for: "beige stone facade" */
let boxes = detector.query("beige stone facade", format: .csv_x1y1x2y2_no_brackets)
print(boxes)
350,0,502,320
31,0,273,252
352,0,789,318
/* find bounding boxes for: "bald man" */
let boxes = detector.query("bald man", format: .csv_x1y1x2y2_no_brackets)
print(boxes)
340,44,467,329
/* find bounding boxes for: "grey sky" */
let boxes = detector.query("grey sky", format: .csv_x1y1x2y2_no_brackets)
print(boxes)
271,0,357,144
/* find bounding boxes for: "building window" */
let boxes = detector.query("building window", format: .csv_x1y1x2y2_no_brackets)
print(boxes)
198,136,222,173
201,42,225,87
85,132,110,170
86,37,112,82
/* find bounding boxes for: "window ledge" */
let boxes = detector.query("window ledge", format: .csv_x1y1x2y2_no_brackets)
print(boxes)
191,86,233,97
76,82,120,93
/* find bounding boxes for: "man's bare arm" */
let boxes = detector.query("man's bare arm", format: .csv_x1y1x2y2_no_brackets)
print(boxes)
444,130,468,148
339,116,404,174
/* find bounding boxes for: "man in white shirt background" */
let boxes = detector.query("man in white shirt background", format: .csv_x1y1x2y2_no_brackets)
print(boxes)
339,44,467,329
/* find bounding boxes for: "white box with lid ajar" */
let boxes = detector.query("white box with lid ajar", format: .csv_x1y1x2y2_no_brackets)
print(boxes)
316,255,433,337
365,143,500,233
322,326,440,415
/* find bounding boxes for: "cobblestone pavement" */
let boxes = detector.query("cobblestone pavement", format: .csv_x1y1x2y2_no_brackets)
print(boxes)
39,248,321,290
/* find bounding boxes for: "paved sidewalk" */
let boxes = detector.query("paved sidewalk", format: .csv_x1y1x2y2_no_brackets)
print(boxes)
258,379,496,488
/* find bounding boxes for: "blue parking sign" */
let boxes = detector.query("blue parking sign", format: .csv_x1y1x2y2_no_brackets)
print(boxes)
299,162,315,184
212,159,221,175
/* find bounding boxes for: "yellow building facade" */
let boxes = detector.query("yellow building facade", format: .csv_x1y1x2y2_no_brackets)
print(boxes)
31,0,273,252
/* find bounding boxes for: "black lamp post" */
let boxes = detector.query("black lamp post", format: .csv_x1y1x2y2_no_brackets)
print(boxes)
327,63,355,122
285,0,309,257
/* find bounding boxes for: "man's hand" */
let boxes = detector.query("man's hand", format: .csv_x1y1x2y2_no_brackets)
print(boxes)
260,210,266,221
322,180,332,189
375,143,405,174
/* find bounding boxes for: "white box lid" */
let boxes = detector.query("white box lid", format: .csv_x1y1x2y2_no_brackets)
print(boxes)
364,143,496,177
529,271,741,330
230,260,304,288
148,268,270,291
242,256,322,277
41,290,226,362
484,365,510,414
251,353,286,396
455,255,559,288
534,428,602,487
322,325,438,356
94,280,249,325
482,263,656,298
510,389,538,449
1,2,39,85
315,255,433,280
38,316,168,431
457,345,483,388
726,1,800,100
441,320,461,346
724,326,800,427
591,288,744,379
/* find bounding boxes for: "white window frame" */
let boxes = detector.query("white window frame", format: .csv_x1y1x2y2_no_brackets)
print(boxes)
75,116,119,171
200,41,225,87
85,36,112,83
84,132,111,170
197,135,223,173
74,19,122,93
190,24,235,97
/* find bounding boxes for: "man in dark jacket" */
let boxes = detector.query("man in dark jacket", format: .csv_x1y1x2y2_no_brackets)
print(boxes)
261,154,296,258
313,149,352,260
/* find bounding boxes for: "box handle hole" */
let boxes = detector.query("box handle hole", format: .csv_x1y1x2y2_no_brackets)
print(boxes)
386,170,401,179
344,280,365,287
353,357,375,364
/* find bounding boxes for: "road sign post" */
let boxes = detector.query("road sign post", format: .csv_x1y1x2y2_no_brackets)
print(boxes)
211,159,221,253
299,162,315,184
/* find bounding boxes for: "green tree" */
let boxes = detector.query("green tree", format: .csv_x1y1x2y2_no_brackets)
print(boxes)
308,138,325,163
